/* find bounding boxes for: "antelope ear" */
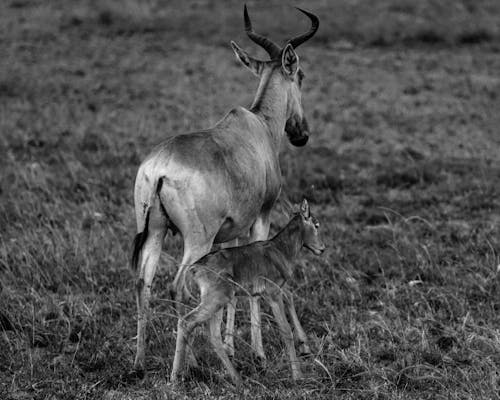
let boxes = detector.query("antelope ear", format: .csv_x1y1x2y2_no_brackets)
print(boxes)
300,199,310,218
281,43,299,77
231,41,264,76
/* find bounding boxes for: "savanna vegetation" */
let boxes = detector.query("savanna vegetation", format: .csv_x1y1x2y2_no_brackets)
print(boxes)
1,0,500,399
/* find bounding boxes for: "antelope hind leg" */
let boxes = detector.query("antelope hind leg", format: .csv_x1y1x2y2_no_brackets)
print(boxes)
133,209,167,374
210,309,242,386
171,293,223,383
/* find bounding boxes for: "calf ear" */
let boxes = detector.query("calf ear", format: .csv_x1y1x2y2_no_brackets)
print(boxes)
231,41,264,76
300,199,310,218
281,43,299,77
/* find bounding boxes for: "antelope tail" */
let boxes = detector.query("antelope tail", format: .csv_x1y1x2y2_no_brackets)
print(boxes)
131,211,150,271
130,178,164,271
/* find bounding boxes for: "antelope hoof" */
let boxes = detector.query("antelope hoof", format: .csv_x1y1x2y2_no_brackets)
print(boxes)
292,366,304,381
232,376,244,390
298,342,312,357
292,371,304,381
122,368,145,384
166,282,176,301
255,354,267,371
170,369,185,385
223,343,235,358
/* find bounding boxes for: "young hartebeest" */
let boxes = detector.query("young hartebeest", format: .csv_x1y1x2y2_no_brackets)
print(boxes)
171,199,325,385
131,5,319,376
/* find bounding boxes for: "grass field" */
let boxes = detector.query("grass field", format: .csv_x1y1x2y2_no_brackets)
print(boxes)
1,0,500,399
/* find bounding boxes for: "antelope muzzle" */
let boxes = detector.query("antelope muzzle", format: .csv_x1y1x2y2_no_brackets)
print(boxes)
286,117,310,147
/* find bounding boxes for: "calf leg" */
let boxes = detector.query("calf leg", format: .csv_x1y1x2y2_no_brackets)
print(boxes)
172,239,215,368
220,239,238,357
224,296,238,357
170,316,190,383
249,296,266,360
209,309,242,386
285,289,311,356
268,294,302,380
170,292,224,383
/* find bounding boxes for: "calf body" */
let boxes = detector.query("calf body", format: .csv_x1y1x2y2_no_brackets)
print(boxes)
171,200,325,385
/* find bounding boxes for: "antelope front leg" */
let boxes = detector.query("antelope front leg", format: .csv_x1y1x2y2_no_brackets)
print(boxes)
224,296,238,357
248,214,270,360
249,296,266,361
285,289,311,356
268,294,302,380
170,317,189,384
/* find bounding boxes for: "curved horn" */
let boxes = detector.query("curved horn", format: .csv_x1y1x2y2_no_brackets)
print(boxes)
288,7,319,49
244,4,281,59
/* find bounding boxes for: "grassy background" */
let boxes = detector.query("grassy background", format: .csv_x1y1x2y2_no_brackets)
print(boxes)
1,0,500,398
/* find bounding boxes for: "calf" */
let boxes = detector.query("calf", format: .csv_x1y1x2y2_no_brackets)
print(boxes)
171,199,325,385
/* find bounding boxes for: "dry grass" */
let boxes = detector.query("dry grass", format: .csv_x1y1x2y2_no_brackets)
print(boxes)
1,0,500,399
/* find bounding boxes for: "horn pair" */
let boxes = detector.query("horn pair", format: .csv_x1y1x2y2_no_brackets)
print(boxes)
243,4,319,59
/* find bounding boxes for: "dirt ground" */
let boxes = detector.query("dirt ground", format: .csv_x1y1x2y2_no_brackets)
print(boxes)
1,1,500,399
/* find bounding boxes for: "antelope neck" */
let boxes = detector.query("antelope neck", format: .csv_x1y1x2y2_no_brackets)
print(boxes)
250,67,288,149
271,215,303,260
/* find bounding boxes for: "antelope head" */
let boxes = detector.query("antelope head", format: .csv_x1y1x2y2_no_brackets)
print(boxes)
299,199,325,255
231,5,319,147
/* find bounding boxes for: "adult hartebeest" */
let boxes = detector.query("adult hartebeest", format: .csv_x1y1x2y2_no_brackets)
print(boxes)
131,5,319,376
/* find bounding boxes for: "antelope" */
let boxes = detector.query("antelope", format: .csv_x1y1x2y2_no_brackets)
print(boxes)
130,5,320,377
171,200,325,385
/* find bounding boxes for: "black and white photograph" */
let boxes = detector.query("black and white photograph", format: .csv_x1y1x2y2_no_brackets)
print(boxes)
1,1,499,399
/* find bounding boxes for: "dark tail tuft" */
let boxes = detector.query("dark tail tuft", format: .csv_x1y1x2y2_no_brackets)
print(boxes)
131,178,165,271
131,210,150,271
